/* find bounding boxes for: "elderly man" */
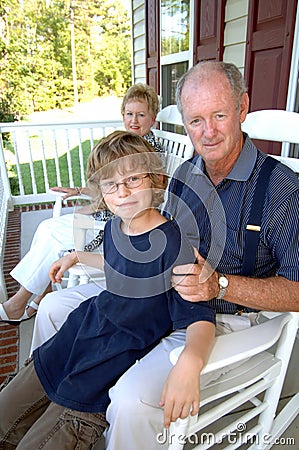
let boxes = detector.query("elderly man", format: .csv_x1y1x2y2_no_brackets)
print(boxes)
105,61,299,449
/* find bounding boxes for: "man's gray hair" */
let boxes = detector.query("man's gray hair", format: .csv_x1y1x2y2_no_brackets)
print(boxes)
176,61,248,117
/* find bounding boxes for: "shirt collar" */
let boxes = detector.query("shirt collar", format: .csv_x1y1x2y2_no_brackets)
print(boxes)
192,134,257,181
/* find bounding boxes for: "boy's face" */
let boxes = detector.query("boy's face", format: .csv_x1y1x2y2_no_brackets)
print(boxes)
100,169,154,220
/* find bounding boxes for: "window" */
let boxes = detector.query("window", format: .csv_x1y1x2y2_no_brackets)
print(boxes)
160,0,193,133
161,0,190,56
161,62,188,106
161,62,188,133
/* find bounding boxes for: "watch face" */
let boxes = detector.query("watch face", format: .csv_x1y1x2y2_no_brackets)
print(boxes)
219,275,229,288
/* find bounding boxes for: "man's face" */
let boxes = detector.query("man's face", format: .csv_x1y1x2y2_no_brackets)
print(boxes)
181,72,248,168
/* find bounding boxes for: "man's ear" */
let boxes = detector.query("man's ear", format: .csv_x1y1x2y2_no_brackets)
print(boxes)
240,93,249,124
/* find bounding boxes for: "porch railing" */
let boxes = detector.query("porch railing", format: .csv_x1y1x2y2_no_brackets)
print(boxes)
0,119,124,207
0,151,9,302
0,118,124,301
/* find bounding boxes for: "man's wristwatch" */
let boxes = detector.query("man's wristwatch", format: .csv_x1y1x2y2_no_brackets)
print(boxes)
216,274,229,300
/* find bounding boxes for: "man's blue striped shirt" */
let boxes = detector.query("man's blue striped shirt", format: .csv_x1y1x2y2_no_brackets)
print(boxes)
164,134,299,314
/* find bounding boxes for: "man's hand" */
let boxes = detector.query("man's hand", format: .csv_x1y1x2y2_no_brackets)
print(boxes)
172,248,218,302
49,252,79,284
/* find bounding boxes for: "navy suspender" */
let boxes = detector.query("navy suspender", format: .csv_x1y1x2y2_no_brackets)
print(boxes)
170,156,278,276
241,156,278,276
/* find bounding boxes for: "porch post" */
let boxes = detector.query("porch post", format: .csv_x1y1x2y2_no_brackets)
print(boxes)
0,134,13,211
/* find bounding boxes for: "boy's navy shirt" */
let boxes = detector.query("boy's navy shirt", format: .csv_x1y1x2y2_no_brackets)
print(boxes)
34,218,215,413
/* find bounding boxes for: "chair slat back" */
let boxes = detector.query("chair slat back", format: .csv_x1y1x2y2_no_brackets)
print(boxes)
156,105,184,126
242,109,299,174
242,109,299,144
154,105,193,177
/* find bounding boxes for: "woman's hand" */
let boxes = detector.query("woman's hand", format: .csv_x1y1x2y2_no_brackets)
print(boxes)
49,252,79,284
51,186,81,200
51,186,95,214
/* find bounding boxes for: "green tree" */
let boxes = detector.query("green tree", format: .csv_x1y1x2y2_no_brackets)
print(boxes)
71,0,131,100
0,0,131,118
93,1,131,96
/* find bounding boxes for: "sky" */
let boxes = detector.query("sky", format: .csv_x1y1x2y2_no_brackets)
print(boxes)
120,0,130,10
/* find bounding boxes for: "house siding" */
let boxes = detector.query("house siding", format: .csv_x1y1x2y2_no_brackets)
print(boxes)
223,0,249,73
131,0,147,83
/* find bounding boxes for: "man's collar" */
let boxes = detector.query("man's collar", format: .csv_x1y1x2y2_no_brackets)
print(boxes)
192,133,257,181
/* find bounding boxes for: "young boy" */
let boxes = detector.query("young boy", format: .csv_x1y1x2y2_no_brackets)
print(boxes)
0,131,215,450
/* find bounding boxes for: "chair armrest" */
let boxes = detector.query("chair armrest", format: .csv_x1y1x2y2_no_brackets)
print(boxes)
170,313,293,374
72,213,105,230
48,189,91,218
70,213,105,250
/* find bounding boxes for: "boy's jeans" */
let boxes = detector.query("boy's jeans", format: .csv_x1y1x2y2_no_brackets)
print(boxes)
0,359,107,450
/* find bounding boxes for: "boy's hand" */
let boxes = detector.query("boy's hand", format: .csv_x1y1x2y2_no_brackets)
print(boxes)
159,355,200,428
49,252,79,284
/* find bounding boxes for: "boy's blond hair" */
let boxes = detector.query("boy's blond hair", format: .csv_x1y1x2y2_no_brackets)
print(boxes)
87,130,168,211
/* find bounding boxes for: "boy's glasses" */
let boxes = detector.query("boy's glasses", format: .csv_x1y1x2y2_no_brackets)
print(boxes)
100,175,149,194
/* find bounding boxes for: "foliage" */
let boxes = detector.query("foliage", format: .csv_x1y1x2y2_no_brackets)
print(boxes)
0,0,131,118
0,97,18,122
95,31,131,96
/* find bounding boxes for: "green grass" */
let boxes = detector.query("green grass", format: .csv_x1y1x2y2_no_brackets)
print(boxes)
9,140,98,195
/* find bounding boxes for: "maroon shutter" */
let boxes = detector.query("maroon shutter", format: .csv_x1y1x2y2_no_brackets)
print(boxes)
193,0,225,63
244,0,298,154
146,0,160,94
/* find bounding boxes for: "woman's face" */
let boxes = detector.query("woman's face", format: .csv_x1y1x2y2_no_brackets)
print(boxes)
123,100,156,137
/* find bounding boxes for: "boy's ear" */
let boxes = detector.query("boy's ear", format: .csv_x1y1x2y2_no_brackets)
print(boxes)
154,173,167,189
